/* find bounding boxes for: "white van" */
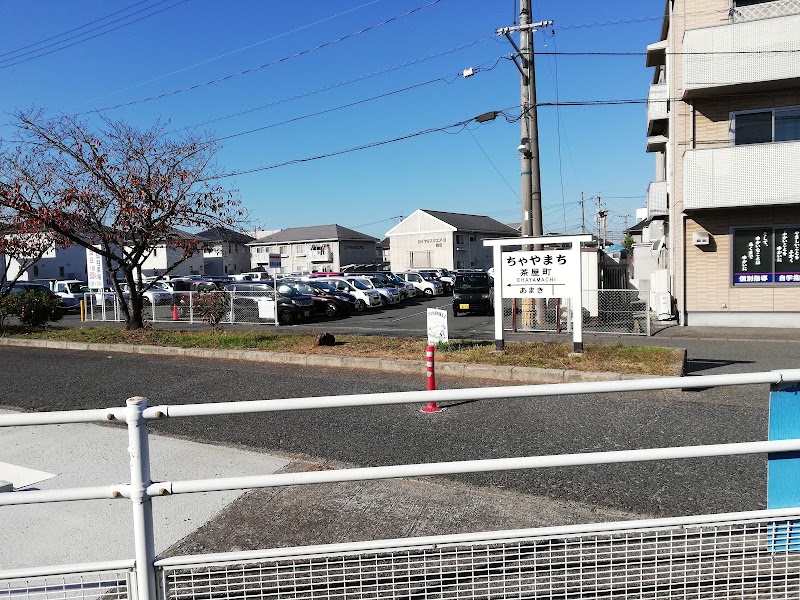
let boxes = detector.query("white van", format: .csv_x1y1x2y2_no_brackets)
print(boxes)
315,277,383,312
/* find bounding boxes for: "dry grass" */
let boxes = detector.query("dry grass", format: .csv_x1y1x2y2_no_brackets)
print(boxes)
1,325,683,376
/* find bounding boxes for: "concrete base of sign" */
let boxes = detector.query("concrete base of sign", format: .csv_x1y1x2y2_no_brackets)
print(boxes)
568,352,583,358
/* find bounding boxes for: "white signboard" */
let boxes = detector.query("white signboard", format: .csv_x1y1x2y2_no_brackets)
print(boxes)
256,298,277,320
426,308,448,345
500,249,579,298
86,247,107,290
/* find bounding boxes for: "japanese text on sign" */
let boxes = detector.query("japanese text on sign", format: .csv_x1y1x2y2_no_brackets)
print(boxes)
501,250,578,298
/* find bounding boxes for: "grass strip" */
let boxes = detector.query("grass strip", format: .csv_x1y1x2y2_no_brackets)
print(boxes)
0,325,683,376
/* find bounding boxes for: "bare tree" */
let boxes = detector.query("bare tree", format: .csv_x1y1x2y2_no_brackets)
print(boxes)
0,109,241,329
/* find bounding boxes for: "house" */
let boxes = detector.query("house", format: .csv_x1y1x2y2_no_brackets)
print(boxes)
132,229,205,278
196,227,255,276
2,235,88,282
385,209,520,271
646,0,800,327
248,225,378,273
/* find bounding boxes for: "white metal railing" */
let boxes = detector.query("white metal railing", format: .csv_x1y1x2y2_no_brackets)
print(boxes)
2,370,800,600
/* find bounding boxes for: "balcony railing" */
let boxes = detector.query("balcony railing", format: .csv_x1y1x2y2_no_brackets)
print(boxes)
684,12,800,96
685,139,800,209
732,0,800,22
647,180,668,217
646,83,668,136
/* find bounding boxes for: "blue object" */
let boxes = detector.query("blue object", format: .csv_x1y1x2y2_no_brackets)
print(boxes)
768,382,800,551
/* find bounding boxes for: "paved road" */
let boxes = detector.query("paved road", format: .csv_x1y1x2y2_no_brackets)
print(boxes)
0,345,786,518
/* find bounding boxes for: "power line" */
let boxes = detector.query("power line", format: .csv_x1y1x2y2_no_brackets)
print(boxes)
77,0,446,115
535,49,800,56
0,0,157,58
217,77,456,142
184,38,494,130
81,0,387,105
466,127,520,201
555,16,663,29
0,1,189,70
208,110,513,181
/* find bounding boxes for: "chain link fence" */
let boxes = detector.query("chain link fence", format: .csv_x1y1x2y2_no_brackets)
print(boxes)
502,290,676,336
83,290,280,326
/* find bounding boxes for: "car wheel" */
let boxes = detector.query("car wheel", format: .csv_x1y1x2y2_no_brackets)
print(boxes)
278,309,294,325
355,299,366,312
379,296,387,307
424,288,434,297
324,302,337,318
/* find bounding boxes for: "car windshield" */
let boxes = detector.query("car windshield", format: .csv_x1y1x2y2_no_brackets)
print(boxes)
369,277,386,287
420,273,435,281
313,282,336,292
440,270,454,278
66,282,89,293
350,279,370,290
293,283,316,294
456,275,489,289
277,285,302,297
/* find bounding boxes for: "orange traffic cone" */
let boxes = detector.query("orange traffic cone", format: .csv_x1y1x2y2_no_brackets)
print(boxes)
172,304,179,321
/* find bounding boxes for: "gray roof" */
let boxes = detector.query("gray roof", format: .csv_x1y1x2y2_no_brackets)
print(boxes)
422,210,520,235
196,227,255,244
250,224,378,244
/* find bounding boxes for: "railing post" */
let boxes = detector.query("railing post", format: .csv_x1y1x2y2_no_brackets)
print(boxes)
126,396,157,600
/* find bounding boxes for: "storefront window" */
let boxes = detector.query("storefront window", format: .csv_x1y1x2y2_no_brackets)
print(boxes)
733,226,800,285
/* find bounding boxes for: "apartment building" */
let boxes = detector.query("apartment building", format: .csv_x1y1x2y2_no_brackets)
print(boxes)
646,0,800,327
248,225,378,273
196,227,254,276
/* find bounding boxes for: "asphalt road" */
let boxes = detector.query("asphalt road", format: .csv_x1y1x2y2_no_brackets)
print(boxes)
0,345,778,518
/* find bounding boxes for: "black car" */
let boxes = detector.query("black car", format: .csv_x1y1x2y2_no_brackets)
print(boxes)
452,272,493,316
282,281,354,318
223,282,314,325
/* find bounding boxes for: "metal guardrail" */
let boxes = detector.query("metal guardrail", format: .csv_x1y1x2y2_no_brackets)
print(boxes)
2,370,800,600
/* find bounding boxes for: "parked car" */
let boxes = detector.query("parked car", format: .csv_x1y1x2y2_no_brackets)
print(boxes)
223,282,314,325
383,272,417,298
345,276,401,307
399,272,443,297
452,271,493,316
413,269,454,293
346,272,411,301
282,280,353,318
31,279,88,312
314,277,383,311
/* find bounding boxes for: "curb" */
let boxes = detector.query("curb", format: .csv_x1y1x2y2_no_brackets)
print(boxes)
0,338,684,384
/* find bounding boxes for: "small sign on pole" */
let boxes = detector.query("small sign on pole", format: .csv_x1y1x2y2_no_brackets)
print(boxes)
426,308,448,346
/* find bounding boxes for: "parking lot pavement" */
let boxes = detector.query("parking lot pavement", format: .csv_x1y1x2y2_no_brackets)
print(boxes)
0,410,289,570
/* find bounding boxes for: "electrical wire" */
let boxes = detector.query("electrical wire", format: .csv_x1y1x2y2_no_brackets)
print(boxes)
216,77,454,142
0,1,189,70
466,128,520,201
535,49,800,56
82,0,387,105
207,110,513,181
0,0,157,58
77,0,446,115
185,38,494,129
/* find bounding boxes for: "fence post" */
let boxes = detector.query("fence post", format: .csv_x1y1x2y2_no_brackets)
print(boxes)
421,344,442,413
126,396,157,600
646,295,652,337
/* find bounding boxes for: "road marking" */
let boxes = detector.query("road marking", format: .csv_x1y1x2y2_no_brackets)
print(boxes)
390,304,451,322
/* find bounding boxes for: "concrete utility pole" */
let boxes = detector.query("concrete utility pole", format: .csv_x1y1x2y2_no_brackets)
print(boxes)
580,192,586,233
497,2,552,245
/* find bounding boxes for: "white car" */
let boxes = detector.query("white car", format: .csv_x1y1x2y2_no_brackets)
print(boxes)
345,276,401,307
316,277,383,311
399,272,444,297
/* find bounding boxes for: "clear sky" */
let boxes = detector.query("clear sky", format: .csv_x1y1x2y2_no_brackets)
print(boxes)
0,0,663,242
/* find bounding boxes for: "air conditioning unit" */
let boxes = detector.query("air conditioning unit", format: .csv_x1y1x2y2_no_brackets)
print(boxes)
692,230,710,246
656,292,672,320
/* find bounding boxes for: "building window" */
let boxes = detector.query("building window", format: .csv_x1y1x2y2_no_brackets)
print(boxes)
279,245,289,255
733,107,800,145
33,265,39,276
59,266,65,277
455,234,464,245
733,226,800,285
469,234,476,242
295,245,305,255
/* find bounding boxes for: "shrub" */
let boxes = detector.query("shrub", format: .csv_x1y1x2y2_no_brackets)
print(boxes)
9,289,63,327
193,290,230,332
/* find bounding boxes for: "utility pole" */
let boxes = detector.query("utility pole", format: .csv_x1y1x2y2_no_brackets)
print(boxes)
580,192,585,233
497,3,552,246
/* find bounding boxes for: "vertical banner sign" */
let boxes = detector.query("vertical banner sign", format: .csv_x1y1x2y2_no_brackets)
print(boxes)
426,308,448,346
86,247,107,290
768,381,800,551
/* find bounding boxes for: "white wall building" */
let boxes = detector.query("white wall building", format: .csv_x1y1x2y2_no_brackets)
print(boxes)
249,224,378,273
196,227,254,276
386,209,520,271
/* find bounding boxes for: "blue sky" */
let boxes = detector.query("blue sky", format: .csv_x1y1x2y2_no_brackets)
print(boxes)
0,0,663,241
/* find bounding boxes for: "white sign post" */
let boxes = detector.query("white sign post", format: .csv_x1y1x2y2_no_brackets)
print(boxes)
426,308,449,346
485,234,592,353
